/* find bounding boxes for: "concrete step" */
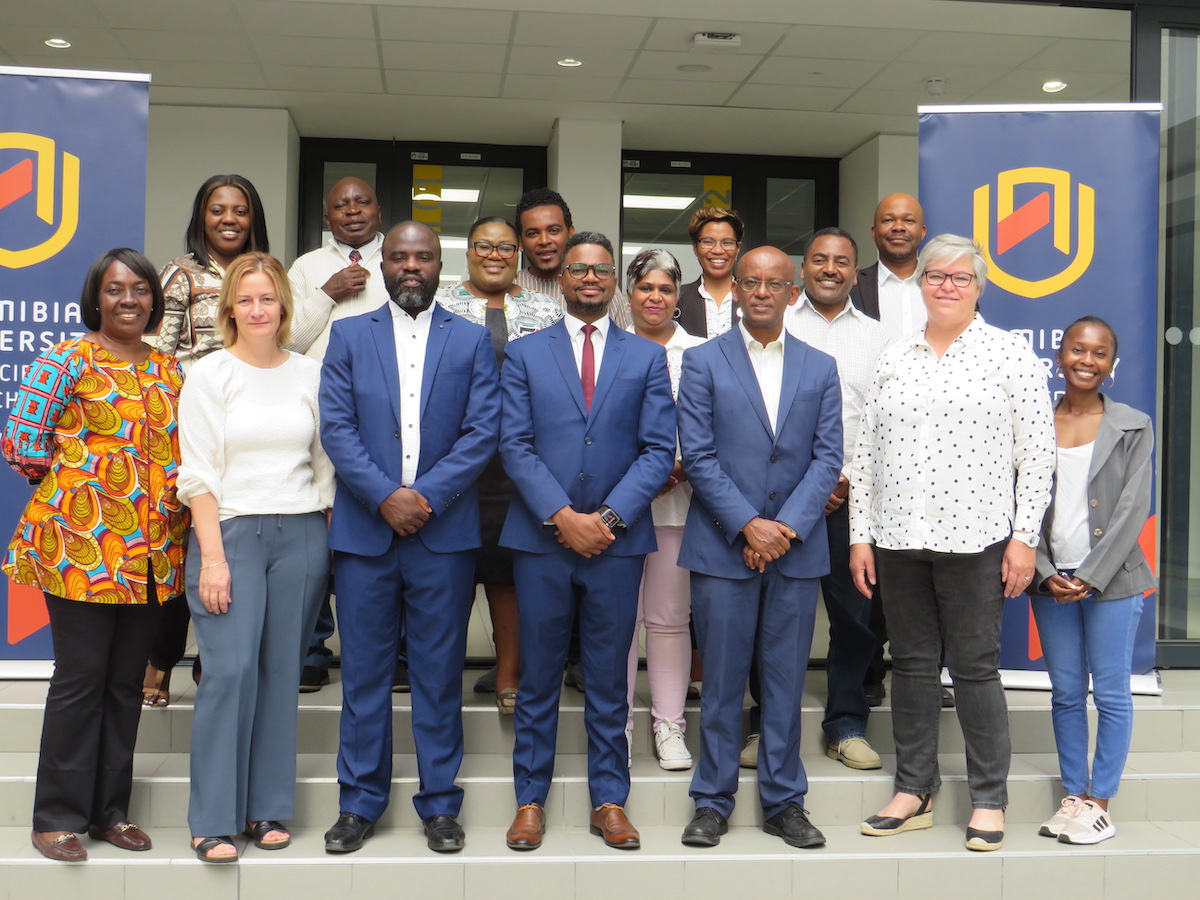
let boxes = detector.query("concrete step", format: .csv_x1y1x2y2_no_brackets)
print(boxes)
1,822,1199,900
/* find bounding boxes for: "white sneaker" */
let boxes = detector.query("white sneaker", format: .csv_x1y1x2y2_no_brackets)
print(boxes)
1056,800,1116,845
653,722,693,771
739,733,759,769
1038,796,1084,837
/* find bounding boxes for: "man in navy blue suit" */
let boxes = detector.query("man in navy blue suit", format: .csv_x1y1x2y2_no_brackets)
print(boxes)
676,245,842,849
499,232,676,851
318,221,499,854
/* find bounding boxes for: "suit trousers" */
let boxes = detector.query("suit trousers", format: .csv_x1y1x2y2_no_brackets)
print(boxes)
34,592,162,832
186,513,327,835
690,567,819,819
512,548,644,809
335,534,475,822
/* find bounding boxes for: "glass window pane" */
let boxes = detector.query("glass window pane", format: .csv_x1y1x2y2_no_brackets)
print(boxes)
621,171,732,284
766,178,817,274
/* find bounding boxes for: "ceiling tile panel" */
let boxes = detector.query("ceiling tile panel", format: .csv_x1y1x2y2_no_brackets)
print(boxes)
3,0,108,28
385,70,501,98
114,28,253,62
728,83,854,113
1021,39,1130,75
0,26,128,58
750,56,883,89
91,0,240,30
142,60,268,90
897,31,1054,68
251,34,378,67
238,1,376,39
865,61,1016,96
772,25,924,61
837,88,972,117
502,73,621,103
971,68,1126,101
507,46,636,79
627,50,760,82
381,40,506,74
512,12,653,50
263,64,382,92
614,78,740,106
376,6,513,44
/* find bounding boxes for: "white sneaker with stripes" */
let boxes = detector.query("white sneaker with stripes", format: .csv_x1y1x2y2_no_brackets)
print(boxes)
1056,799,1116,845
1038,796,1084,837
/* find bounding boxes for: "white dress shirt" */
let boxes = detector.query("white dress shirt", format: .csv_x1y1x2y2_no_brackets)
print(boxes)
390,300,435,487
848,315,1055,553
562,311,610,383
784,294,890,471
739,321,785,435
876,263,926,341
287,233,387,360
699,280,735,338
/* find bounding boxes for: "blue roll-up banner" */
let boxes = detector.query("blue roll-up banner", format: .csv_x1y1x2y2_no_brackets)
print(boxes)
919,103,1161,680
0,67,149,675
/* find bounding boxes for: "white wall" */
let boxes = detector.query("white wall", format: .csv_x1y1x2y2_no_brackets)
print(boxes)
547,118,624,248
144,105,299,270
838,134,918,264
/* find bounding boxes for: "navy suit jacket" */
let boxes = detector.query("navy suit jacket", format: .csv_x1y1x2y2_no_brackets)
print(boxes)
319,301,500,557
499,319,677,557
676,328,843,579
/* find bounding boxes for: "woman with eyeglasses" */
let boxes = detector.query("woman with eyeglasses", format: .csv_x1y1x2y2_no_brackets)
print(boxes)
848,234,1055,852
677,207,744,340
437,216,560,714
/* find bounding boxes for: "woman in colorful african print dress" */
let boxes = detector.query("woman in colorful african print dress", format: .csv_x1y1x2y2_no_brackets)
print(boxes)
3,248,188,862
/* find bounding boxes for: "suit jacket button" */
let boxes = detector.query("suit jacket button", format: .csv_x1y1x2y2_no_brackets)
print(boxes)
1090,498,1098,507
579,473,586,481
770,455,778,463
1093,527,1103,537
394,430,401,438
585,438,593,445
769,491,778,500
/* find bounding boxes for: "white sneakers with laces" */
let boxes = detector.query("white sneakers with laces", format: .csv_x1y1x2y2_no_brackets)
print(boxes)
653,721,693,771
1038,795,1084,837
1056,799,1116,845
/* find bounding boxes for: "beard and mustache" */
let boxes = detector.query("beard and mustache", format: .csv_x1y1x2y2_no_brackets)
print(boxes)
385,271,438,310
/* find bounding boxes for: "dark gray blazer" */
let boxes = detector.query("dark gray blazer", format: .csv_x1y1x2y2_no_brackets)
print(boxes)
677,278,739,338
1033,395,1157,600
848,262,881,320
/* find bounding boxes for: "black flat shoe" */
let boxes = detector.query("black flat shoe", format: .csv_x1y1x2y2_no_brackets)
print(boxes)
965,826,1004,851
681,807,728,847
763,803,825,849
324,812,375,853
423,814,465,853
860,793,933,836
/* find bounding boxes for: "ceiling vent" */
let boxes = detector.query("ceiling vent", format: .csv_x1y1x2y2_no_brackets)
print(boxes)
692,32,742,52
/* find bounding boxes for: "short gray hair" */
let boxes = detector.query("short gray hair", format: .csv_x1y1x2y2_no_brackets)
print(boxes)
626,248,682,288
915,233,988,296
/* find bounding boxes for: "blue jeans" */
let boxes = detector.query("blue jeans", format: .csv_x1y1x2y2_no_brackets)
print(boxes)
1030,590,1144,800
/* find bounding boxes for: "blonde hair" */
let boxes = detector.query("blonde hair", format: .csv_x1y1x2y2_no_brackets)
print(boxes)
217,252,293,347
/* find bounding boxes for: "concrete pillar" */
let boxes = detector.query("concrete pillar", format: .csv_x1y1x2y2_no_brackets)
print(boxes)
839,135,918,262
547,118,624,248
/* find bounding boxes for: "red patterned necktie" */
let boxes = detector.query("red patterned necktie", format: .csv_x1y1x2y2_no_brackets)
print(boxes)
581,323,597,411
349,249,362,265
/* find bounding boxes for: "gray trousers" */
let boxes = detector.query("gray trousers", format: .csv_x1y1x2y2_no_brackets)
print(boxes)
186,513,328,836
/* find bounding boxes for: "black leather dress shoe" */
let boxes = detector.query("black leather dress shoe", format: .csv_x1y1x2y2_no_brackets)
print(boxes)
763,804,825,848
681,807,729,847
324,812,374,853
299,666,330,693
423,814,465,852
863,681,886,708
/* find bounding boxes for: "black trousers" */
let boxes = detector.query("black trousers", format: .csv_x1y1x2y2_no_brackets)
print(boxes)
34,593,162,831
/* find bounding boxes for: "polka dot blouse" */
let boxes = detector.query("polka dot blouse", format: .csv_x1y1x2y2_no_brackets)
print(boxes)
848,315,1055,553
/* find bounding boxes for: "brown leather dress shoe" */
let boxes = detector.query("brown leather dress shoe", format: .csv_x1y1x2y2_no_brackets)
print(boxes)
589,803,640,849
506,803,545,850
88,821,152,851
32,830,87,861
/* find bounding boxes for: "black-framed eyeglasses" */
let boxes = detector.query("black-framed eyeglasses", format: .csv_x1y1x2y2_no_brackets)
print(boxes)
734,277,793,294
471,241,518,259
697,237,740,251
565,262,617,281
923,270,976,288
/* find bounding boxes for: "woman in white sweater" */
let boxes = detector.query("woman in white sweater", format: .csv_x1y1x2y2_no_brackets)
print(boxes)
176,252,332,863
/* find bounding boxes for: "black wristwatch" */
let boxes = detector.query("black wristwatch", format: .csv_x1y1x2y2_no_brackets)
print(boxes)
598,505,625,530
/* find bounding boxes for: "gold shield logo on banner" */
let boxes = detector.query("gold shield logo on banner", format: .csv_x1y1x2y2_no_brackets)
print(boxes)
0,132,81,269
972,167,1094,299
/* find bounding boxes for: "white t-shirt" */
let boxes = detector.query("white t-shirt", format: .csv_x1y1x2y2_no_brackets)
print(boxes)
1050,442,1095,568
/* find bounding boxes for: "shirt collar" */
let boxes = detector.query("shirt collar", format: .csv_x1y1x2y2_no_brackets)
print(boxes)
389,299,437,324
913,312,985,350
332,231,382,260
798,291,859,323
739,319,784,352
878,263,917,287
563,311,611,341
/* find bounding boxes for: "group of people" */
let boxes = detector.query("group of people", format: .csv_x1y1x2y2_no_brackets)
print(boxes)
2,175,1153,863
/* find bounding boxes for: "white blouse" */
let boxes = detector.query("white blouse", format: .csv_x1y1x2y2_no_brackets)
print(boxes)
848,315,1055,553
1049,441,1094,568
176,349,334,520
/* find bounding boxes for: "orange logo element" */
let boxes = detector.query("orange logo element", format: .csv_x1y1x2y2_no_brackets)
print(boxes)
973,167,1094,298
6,578,49,644
0,132,80,268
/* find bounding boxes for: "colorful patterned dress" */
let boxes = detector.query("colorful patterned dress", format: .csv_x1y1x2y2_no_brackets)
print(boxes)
2,339,189,605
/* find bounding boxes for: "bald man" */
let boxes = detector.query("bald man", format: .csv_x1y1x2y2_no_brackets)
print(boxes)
677,246,842,849
288,177,388,360
849,192,928,339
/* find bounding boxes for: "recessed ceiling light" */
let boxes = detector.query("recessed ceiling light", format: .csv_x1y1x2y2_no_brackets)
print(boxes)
44,38,71,49
676,64,712,73
557,58,583,68
1042,80,1068,93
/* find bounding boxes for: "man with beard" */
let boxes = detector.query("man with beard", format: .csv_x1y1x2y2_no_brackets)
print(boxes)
318,221,500,854
849,193,927,340
499,232,675,851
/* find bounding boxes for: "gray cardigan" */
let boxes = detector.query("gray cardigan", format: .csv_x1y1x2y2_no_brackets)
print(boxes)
1032,395,1157,600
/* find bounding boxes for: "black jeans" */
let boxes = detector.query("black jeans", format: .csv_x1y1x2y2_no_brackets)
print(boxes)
875,541,1010,809
35,593,162,831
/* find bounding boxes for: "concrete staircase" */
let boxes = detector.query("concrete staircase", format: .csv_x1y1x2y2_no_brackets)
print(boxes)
0,668,1198,899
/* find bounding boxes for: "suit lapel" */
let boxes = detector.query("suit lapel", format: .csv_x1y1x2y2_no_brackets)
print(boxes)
548,320,588,418
420,305,452,419
369,306,402,426
1087,402,1122,483
773,336,805,441
587,323,626,423
719,331,774,438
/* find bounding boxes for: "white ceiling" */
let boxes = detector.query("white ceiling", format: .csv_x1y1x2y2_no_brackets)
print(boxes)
0,0,1132,157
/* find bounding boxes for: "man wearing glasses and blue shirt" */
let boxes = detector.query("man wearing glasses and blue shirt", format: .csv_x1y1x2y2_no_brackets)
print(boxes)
498,231,676,852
